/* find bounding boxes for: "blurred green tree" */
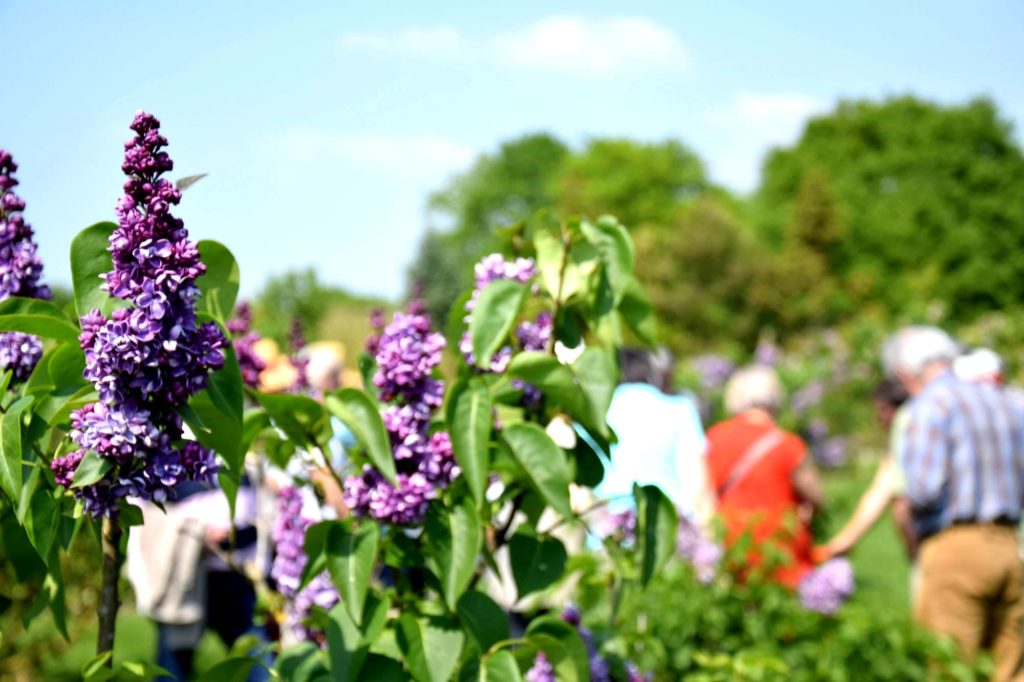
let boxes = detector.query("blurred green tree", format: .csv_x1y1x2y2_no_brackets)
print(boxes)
757,96,1024,321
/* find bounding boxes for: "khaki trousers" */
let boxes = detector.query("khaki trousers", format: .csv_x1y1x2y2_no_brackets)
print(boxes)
915,524,1024,682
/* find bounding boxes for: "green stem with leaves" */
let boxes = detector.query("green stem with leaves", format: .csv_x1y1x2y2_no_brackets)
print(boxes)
96,516,122,661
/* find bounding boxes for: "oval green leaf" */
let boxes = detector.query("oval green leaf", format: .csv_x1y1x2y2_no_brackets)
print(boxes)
636,484,679,586
326,521,379,627
501,424,572,520
445,376,492,505
325,388,396,486
70,222,125,319
425,498,483,611
470,279,528,368
0,297,79,342
195,240,240,325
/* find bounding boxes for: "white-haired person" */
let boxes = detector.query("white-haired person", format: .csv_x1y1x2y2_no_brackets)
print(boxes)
885,326,1024,682
705,365,823,588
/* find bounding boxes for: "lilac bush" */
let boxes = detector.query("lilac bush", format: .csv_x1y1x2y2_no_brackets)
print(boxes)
0,150,51,381
51,112,225,517
798,557,855,615
343,309,458,525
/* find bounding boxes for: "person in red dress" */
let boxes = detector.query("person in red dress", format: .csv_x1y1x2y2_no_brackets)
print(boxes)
706,365,824,588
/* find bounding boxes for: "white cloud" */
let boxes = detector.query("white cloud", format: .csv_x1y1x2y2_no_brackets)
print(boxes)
705,92,827,191
494,16,687,76
337,26,466,58
336,16,688,77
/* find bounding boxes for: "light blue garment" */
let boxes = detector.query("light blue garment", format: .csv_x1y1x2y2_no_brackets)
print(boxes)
592,383,707,517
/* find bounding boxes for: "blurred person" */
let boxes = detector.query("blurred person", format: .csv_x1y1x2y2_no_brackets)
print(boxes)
128,479,268,682
817,377,917,561
592,347,714,525
885,326,1024,682
705,365,823,588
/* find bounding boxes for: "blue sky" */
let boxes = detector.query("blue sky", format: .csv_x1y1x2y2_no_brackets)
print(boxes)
3,1,1022,300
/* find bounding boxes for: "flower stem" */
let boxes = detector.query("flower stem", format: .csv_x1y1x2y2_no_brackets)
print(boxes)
96,516,122,661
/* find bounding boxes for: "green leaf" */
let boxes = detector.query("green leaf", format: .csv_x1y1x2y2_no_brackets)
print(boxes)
581,216,635,305
636,484,678,586
326,522,379,626
186,346,244,478
445,377,492,506
70,222,126,318
24,488,59,561
0,297,79,342
81,652,114,681
118,660,174,680
325,592,390,682
619,277,657,346
118,501,144,527
195,240,240,324
525,617,590,682
470,279,528,368
573,347,617,430
478,650,523,682
298,520,331,591
506,352,603,436
359,654,407,682
396,614,465,682
325,388,396,486
257,391,332,452
71,450,112,489
194,657,262,682
425,499,483,611
274,642,327,682
0,395,33,503
501,423,572,519
457,591,509,652
509,530,567,601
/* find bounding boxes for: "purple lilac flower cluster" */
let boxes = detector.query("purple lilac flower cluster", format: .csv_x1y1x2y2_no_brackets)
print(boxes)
50,112,225,517
692,354,734,392
0,150,52,381
227,302,265,389
676,517,722,585
458,253,541,373
288,317,309,391
526,652,555,682
343,309,458,525
597,508,637,544
755,340,780,367
271,487,340,640
805,418,847,468
798,557,854,615
365,307,386,356
561,605,611,681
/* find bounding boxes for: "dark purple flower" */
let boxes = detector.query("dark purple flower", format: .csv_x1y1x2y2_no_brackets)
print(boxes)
526,652,555,682
52,112,226,516
344,307,458,525
798,557,854,615
227,302,265,389
226,301,253,336
0,150,51,381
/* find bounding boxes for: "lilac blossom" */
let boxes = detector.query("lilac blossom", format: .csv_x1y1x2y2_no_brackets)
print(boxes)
271,487,340,640
526,652,555,682
227,302,266,389
627,663,653,682
676,517,722,584
798,557,855,615
343,309,458,525
816,436,848,468
51,112,225,517
692,354,734,392
790,379,825,415
561,605,611,682
755,340,780,367
0,150,51,381
288,317,309,391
